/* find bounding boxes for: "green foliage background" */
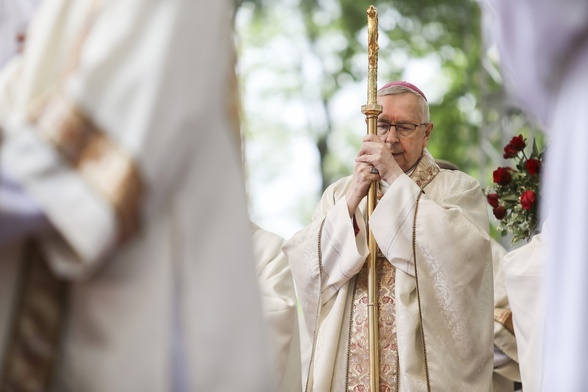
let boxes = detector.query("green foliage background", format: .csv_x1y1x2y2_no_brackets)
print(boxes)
235,0,544,242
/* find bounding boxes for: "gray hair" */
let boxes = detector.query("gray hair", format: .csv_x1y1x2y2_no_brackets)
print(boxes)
377,84,430,122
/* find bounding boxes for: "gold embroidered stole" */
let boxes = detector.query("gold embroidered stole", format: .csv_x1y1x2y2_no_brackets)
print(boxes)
347,254,399,391
346,150,440,391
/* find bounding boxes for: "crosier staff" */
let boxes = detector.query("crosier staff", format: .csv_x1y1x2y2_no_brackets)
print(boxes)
360,5,382,391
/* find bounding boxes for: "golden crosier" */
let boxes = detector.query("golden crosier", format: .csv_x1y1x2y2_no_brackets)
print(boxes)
361,5,382,392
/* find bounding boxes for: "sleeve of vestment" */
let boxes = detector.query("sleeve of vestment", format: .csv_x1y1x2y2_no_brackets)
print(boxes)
282,177,369,337
252,224,302,392
0,0,240,279
370,171,495,389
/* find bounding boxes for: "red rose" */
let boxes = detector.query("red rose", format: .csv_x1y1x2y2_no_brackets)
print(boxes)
508,134,526,151
520,190,536,211
525,158,542,176
493,206,507,220
503,145,518,159
493,167,512,186
503,135,526,158
487,193,500,208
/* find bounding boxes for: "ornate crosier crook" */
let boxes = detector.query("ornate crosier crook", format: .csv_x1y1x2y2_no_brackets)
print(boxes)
361,5,383,391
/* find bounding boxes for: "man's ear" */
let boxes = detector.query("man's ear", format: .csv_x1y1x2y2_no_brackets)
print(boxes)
425,122,434,138
423,122,433,146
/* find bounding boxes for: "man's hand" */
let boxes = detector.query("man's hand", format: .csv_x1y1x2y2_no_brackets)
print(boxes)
356,134,403,184
345,159,378,217
345,135,403,216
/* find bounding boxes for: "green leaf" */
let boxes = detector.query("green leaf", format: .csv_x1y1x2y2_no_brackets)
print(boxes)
532,138,539,157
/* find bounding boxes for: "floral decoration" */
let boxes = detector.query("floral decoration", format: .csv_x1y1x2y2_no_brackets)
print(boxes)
485,134,543,243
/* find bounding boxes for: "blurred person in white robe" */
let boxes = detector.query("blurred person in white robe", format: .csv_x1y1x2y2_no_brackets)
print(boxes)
501,222,548,392
490,237,521,392
0,0,273,391
252,222,302,392
483,0,588,389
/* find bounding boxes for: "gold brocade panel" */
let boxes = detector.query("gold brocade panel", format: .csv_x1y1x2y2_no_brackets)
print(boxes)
347,250,398,392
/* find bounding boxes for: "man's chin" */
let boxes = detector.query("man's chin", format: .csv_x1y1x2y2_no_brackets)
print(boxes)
392,155,404,167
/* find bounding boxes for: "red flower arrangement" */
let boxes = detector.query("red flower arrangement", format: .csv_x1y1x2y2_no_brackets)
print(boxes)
485,134,543,243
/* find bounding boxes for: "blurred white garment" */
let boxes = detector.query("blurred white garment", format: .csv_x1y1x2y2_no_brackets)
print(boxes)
491,239,520,392
502,222,548,392
483,1,588,390
0,169,50,244
252,223,302,392
0,0,40,66
0,0,273,391
483,0,588,128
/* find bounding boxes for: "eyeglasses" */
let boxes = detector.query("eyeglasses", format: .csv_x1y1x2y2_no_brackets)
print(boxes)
376,122,428,138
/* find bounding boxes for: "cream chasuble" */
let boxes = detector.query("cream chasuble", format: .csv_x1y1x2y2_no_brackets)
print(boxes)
283,149,494,392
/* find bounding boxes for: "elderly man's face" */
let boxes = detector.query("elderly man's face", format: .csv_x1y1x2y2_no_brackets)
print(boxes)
376,92,433,172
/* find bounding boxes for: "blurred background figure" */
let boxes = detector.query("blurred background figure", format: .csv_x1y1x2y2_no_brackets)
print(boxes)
0,0,273,391
501,221,548,392
483,0,588,390
251,222,302,392
491,240,521,392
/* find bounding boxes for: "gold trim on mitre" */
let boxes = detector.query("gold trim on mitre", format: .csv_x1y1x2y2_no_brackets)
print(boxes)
29,92,144,243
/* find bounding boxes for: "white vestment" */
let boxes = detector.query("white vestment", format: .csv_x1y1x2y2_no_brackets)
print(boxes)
283,150,494,391
0,0,273,391
502,222,547,392
0,0,40,67
484,1,588,389
252,223,302,392
491,239,520,392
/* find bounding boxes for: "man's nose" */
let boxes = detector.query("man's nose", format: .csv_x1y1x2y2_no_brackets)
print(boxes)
385,127,399,144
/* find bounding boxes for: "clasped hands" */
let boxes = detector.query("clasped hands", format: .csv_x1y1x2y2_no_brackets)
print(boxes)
345,134,403,216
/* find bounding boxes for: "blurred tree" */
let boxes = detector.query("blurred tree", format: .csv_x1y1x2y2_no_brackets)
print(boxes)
237,0,500,182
